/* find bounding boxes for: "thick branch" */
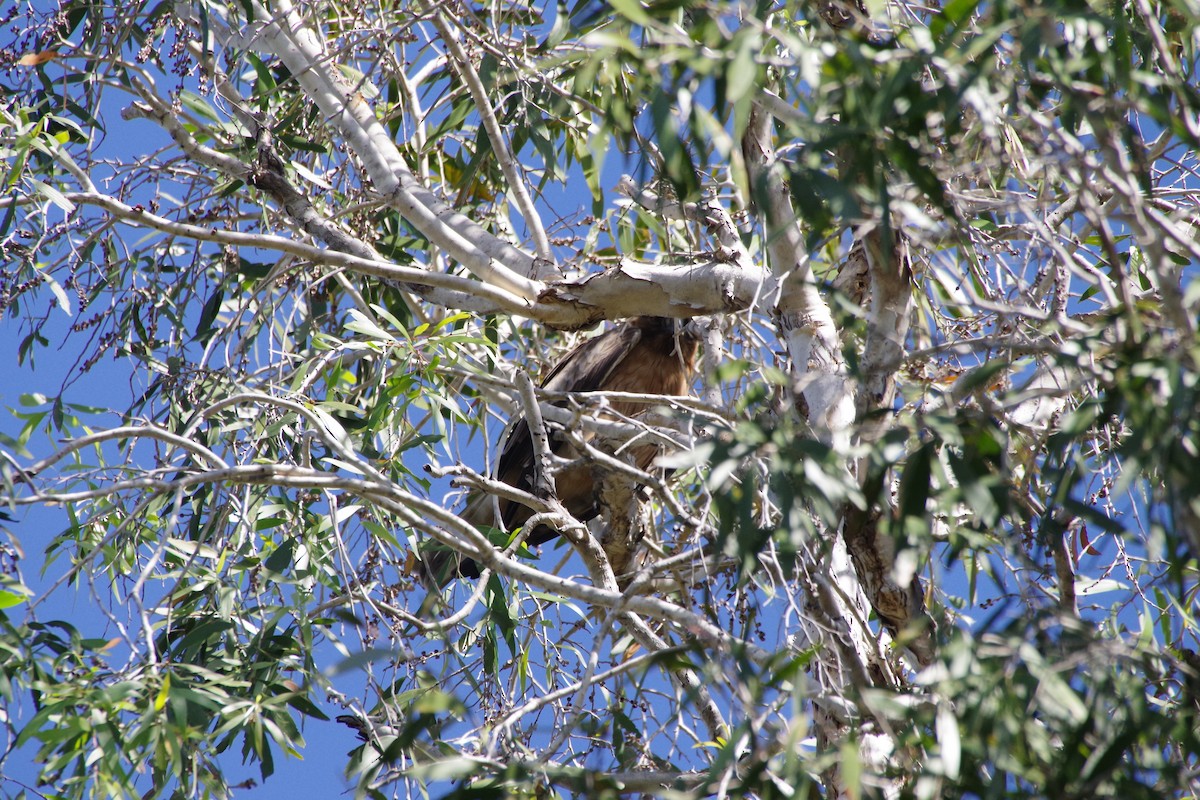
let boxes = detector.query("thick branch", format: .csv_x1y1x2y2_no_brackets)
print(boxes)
6,189,765,326
844,230,938,668
742,102,855,442
535,258,764,326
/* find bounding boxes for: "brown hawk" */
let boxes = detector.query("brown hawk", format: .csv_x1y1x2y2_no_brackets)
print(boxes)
424,316,699,585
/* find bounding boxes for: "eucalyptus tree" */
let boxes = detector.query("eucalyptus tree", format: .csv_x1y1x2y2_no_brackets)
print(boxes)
2,0,1199,797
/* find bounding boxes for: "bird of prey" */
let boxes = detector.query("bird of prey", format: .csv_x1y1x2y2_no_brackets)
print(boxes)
423,316,699,585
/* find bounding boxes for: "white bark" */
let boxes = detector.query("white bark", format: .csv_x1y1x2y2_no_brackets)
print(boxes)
743,99,900,796
743,104,856,445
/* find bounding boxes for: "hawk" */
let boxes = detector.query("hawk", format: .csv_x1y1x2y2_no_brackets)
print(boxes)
424,316,699,585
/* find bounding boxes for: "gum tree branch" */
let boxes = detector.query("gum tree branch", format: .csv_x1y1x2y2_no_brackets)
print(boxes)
842,230,939,669
742,102,854,442
433,10,553,266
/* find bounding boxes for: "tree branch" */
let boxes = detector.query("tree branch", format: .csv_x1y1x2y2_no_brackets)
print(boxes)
433,11,553,266
742,102,854,443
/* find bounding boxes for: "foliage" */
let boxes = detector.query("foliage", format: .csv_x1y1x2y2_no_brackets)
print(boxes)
1,0,1199,797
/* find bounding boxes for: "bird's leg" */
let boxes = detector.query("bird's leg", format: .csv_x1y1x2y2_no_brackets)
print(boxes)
596,462,645,589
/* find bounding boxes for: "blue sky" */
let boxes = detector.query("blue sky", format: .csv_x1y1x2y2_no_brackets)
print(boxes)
0,297,358,796
0,12,668,791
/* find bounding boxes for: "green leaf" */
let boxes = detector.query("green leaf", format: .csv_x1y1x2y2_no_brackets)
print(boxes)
607,0,655,27
193,285,225,342
725,30,760,105
29,179,75,213
899,442,933,521
0,588,30,609
932,0,980,39
344,309,397,342
179,90,220,122
264,538,295,574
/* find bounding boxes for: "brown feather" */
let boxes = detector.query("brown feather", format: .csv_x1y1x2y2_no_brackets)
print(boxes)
429,317,697,584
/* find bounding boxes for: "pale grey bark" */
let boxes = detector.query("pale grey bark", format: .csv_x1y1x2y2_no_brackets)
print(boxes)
843,230,938,669
743,100,904,797
743,105,855,443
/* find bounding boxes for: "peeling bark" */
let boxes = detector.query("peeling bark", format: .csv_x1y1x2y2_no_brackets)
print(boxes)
596,468,644,586
742,105,855,443
743,98,903,797
843,230,939,667
535,259,764,327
